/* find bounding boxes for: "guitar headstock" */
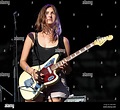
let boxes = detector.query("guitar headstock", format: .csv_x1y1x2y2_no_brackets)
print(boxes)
94,35,113,46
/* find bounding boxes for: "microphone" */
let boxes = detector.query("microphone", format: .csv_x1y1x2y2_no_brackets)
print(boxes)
13,11,19,17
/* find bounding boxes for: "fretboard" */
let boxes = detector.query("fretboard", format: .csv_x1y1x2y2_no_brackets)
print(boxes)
51,42,94,70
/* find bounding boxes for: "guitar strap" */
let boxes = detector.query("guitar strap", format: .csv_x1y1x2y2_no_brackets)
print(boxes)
33,31,41,67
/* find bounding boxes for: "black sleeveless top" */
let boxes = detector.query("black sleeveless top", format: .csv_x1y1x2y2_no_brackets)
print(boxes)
29,32,66,66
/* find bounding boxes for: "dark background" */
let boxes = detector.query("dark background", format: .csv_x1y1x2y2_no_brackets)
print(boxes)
0,0,120,104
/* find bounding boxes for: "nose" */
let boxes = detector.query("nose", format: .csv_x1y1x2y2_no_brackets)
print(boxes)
48,13,52,18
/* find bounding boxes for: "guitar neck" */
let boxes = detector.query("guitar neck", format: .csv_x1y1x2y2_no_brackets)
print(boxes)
51,42,95,70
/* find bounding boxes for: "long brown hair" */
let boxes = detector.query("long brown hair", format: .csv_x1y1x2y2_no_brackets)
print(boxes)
35,4,62,37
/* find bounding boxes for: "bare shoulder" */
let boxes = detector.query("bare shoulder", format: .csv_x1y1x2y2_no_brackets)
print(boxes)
62,36,70,56
25,32,36,42
63,36,70,45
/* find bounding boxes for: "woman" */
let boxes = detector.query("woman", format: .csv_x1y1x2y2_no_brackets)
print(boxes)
20,4,72,102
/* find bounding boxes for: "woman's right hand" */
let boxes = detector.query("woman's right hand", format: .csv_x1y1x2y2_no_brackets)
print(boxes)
32,69,44,83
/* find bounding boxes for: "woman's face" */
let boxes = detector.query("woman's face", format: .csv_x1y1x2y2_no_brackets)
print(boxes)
45,7,56,25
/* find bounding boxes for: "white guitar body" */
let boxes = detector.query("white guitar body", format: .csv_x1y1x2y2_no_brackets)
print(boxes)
19,54,59,100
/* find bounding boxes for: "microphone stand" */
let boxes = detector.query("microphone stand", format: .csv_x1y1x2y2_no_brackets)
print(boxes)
0,85,13,102
13,11,20,102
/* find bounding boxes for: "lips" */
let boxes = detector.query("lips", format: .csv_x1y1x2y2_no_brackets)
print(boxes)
47,19,52,21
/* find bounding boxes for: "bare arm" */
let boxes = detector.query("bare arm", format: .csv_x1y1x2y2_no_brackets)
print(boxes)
63,36,72,74
20,32,35,75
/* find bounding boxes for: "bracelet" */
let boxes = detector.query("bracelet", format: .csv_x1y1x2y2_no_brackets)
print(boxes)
25,66,29,72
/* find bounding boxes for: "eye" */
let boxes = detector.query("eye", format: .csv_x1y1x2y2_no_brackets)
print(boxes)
51,11,55,15
45,11,49,15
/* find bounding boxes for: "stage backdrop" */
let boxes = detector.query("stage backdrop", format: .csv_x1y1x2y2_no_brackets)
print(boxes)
0,0,119,102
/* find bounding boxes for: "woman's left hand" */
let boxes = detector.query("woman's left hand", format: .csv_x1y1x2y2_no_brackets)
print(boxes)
59,59,68,73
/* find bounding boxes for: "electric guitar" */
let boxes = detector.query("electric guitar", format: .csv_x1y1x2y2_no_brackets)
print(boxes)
19,35,113,100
